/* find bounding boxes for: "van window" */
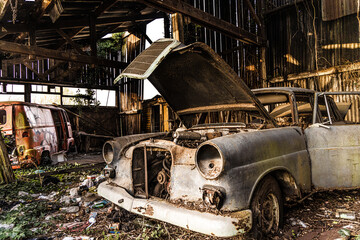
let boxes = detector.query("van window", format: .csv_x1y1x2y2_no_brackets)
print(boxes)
0,110,6,124
24,106,53,127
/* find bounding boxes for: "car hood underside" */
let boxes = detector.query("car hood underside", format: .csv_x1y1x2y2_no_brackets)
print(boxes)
115,39,274,128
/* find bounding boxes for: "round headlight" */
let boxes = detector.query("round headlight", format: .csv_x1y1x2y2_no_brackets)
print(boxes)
103,141,117,164
195,143,224,179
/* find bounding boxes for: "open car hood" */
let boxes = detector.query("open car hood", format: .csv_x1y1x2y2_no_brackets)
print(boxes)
115,39,275,128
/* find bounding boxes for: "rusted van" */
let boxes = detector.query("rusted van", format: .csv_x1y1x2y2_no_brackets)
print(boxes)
0,102,74,169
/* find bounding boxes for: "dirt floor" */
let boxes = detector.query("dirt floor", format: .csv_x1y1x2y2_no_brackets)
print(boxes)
2,154,360,239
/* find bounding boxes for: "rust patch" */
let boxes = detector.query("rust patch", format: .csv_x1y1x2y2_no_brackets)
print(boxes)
232,215,252,233
144,205,154,216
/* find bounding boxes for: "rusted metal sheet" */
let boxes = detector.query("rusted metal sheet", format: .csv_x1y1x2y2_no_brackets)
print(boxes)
321,0,358,21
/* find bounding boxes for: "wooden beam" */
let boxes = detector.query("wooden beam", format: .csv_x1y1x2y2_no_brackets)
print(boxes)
94,0,119,17
138,0,266,46
37,13,164,30
0,40,128,68
269,61,360,83
0,76,118,89
37,0,55,21
55,0,119,50
56,27,86,49
56,29,86,55
243,0,262,27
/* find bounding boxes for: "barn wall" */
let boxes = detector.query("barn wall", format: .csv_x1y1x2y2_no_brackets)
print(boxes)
266,0,360,82
183,0,264,89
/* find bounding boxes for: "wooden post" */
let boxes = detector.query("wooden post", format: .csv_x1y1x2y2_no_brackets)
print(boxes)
89,13,97,57
28,27,36,60
171,13,184,42
25,83,31,103
0,136,15,184
258,0,267,87
164,13,170,38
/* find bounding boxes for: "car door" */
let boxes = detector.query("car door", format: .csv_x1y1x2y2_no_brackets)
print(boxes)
305,92,360,189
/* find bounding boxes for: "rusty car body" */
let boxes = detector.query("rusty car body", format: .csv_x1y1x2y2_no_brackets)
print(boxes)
98,39,360,237
0,102,74,169
98,39,315,237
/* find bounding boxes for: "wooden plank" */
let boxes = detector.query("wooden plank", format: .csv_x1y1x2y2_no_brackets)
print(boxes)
138,0,266,46
269,61,360,83
0,40,128,68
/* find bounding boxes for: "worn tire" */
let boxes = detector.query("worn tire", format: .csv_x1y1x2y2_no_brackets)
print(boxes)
251,175,283,239
40,152,52,165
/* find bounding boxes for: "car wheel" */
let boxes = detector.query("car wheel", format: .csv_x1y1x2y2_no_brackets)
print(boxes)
41,152,52,165
251,175,283,238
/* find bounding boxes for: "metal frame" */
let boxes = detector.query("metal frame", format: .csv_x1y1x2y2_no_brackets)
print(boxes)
312,92,360,124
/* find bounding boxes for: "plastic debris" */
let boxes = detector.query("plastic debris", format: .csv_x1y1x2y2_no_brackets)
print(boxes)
87,175,97,180
45,213,62,221
95,175,106,185
34,169,45,174
338,228,351,237
86,212,97,229
92,200,109,208
30,193,40,198
18,191,29,197
81,179,94,188
0,223,14,229
297,220,308,228
109,223,120,231
336,209,356,220
70,187,80,197
60,206,80,213
10,204,21,211
60,196,71,205
57,222,87,232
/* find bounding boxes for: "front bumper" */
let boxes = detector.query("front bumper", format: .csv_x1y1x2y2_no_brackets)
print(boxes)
98,182,252,237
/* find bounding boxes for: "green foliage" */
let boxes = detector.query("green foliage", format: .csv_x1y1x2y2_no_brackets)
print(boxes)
0,201,50,239
71,88,100,112
97,32,126,58
137,224,166,240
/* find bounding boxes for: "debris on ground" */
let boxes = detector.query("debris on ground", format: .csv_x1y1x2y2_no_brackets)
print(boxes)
5,153,360,239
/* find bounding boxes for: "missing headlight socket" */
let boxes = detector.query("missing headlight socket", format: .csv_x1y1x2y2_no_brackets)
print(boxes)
202,185,225,210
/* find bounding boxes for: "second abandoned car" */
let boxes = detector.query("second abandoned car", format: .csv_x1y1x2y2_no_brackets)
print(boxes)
98,39,360,237
0,102,74,168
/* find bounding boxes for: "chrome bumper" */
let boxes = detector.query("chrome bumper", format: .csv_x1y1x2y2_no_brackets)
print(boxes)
98,182,252,237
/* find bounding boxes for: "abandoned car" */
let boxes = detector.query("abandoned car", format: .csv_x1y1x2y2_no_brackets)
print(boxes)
98,39,360,237
0,102,74,168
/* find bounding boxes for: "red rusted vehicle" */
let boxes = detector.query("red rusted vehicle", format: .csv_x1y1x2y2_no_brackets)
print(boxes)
0,102,74,169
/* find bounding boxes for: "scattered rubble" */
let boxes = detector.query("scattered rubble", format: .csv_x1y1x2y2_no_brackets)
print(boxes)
5,158,360,239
